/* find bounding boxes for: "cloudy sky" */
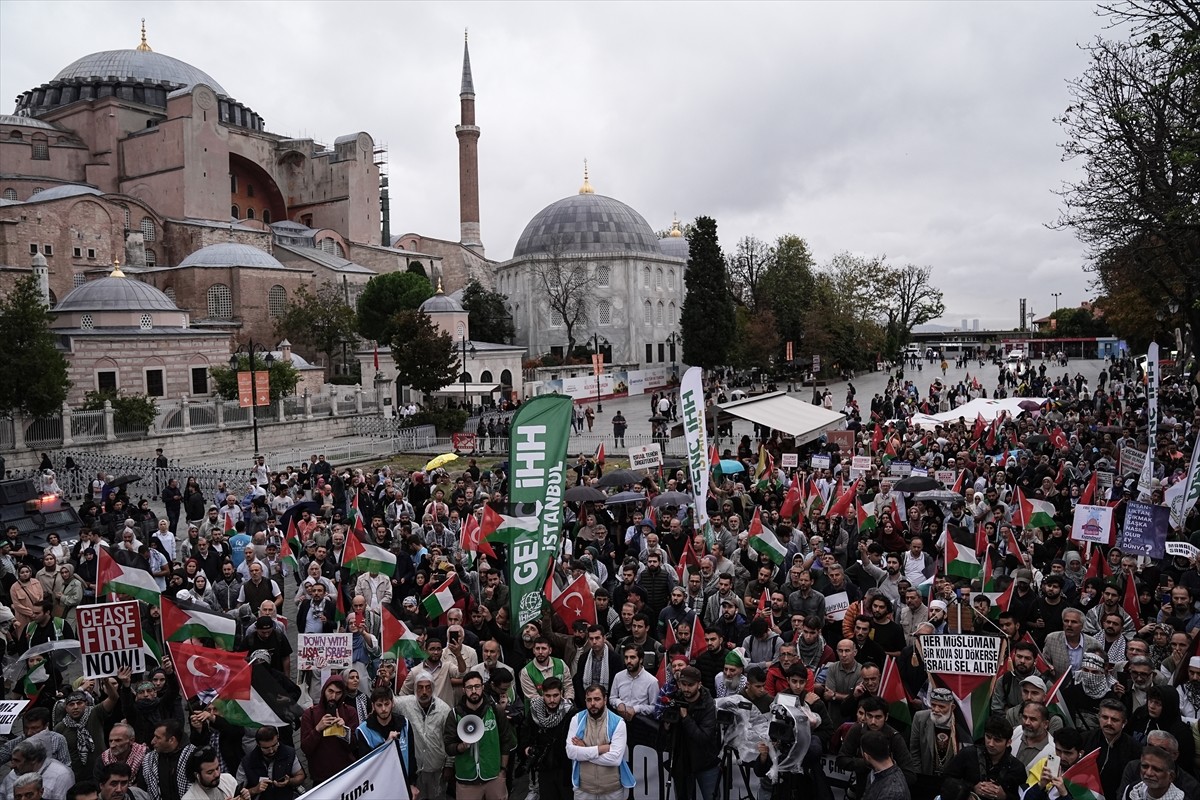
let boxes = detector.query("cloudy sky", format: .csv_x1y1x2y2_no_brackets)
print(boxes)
1,1,1112,329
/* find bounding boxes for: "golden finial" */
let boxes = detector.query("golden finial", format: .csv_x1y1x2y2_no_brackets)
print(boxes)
436,278,444,294
136,19,152,52
669,213,683,237
579,159,594,195
110,257,125,278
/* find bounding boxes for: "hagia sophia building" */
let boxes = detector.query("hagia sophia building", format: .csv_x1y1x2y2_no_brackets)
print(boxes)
0,23,687,406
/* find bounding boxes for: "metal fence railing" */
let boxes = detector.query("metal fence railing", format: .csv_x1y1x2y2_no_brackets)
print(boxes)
26,417,63,449
70,410,107,444
0,417,13,451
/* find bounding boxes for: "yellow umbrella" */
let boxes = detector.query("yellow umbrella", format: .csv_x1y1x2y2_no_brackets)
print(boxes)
424,453,460,471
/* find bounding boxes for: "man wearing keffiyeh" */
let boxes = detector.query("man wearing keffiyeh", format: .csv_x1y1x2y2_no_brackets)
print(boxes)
56,676,121,779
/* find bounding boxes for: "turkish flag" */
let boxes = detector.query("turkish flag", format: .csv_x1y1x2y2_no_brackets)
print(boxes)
168,640,250,702
550,573,596,628
461,511,496,558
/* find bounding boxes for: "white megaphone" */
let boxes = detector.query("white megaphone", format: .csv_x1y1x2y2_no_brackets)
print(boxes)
457,714,484,744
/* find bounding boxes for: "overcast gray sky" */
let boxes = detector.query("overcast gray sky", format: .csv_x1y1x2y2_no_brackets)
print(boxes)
0,1,1110,330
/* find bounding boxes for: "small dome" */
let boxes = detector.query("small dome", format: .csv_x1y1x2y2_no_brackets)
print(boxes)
179,243,284,269
0,114,63,131
56,275,179,313
26,184,103,202
52,49,227,96
513,193,662,259
419,284,463,314
658,235,689,261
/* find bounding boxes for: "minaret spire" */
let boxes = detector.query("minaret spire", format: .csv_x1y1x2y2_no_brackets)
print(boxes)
137,18,152,52
579,159,594,195
456,29,483,255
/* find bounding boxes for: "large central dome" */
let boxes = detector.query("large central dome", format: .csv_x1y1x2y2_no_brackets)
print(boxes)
53,49,227,95
513,193,663,259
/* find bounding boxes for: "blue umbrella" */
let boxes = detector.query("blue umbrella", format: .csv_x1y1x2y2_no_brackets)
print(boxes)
719,459,746,473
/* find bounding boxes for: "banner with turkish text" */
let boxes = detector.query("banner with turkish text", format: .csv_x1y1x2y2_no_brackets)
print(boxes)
680,367,710,529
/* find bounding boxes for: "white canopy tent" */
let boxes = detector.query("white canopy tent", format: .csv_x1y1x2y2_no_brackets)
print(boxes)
717,391,847,445
909,397,1048,429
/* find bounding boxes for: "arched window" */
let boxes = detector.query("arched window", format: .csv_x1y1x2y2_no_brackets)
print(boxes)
30,134,48,160
550,308,564,327
598,300,612,325
268,285,287,319
144,249,156,267
163,287,176,304
655,269,663,290
2,188,15,200
668,270,675,289
139,217,156,242
656,301,664,325
231,205,240,219
207,283,232,319
456,321,465,339
121,206,131,229
643,300,652,325
462,371,473,383
7,131,22,141
246,208,255,221
500,369,513,387
480,370,493,383
596,265,610,287
319,238,346,258
643,266,651,288
669,302,677,324
261,209,271,224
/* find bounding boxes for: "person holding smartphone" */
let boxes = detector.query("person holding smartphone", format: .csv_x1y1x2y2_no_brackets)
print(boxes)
236,727,305,800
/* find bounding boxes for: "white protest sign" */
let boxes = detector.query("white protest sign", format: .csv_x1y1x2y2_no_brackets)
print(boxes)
850,456,872,478
1166,541,1200,560
811,455,831,470
628,444,662,470
78,601,144,679
825,591,850,621
919,634,1004,676
780,453,799,468
1071,504,1114,545
297,633,353,672
1120,446,1146,477
935,470,955,487
911,467,929,478
0,700,29,734
889,461,912,477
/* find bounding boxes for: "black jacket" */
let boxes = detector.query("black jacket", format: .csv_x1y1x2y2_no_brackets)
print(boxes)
518,699,575,778
1082,730,1142,800
296,598,337,634
941,745,1028,800
667,686,720,773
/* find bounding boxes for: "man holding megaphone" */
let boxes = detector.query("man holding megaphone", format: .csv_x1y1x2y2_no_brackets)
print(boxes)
443,671,517,800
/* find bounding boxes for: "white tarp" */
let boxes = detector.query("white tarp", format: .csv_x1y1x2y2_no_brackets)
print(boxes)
718,391,846,445
909,397,1049,430
430,382,501,396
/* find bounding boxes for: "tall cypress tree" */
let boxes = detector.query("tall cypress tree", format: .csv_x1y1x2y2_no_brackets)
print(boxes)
680,216,736,369
0,276,69,417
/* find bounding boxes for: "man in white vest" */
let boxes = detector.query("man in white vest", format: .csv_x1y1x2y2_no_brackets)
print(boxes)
564,684,636,800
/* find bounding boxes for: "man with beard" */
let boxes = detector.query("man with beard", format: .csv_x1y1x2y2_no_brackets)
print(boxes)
139,720,197,800
663,667,720,800
521,677,573,800
564,683,635,800
868,596,906,657
1023,728,1084,800
1117,730,1200,799
56,683,121,780
637,552,674,621
179,748,238,800
795,615,835,678
991,642,1045,716
695,630,728,696
1010,702,1055,770
852,615,887,667
395,671,452,800
837,696,917,800
1082,699,1142,800
1084,583,1134,638
703,574,744,629
1175,656,1200,720
573,626,621,701
1034,574,1069,646
610,645,659,723
941,716,1026,800
401,636,459,707
299,675,359,785
897,588,929,647
235,727,304,800
658,587,691,638
1157,587,1200,637
1002,677,1064,734
787,568,827,619
909,688,966,799
1121,654,1160,717
1100,611,1131,666
443,672,516,800
520,637,576,705
1064,653,1119,729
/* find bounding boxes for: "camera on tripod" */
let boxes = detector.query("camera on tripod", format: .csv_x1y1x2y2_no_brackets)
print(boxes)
768,705,796,750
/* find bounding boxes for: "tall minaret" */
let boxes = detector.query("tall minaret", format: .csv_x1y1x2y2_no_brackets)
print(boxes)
456,29,484,255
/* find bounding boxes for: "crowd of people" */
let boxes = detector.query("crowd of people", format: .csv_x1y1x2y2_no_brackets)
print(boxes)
0,352,1196,800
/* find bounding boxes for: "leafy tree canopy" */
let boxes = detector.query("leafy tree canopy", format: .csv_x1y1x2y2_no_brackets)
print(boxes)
388,310,460,395
680,216,736,369
0,276,69,417
274,282,357,375
208,355,301,404
357,271,434,342
461,280,515,344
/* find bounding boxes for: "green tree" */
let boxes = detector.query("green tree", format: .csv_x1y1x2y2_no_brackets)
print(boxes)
800,253,889,372
1045,306,1109,338
208,356,301,404
461,280,515,344
274,282,357,378
1054,2,1200,379
0,277,69,417
356,271,433,342
731,307,782,369
680,216,736,369
726,235,773,311
759,234,817,349
388,310,460,395
83,390,157,431
882,264,945,357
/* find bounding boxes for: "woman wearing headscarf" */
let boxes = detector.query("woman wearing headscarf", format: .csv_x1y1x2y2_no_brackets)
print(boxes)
342,665,371,724
10,564,44,630
189,572,218,610
59,563,84,625
1132,685,1196,775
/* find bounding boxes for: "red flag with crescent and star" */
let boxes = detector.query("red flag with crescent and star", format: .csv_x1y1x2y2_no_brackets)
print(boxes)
168,640,251,703
546,572,596,628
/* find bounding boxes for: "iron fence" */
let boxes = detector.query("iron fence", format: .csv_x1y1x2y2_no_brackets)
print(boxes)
25,417,63,449
70,410,107,444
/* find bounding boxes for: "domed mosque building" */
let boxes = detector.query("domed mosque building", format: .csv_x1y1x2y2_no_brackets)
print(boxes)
0,23,438,382
494,167,686,367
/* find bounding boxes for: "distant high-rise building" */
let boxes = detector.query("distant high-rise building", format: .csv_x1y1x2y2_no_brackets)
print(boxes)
973,319,980,331
961,319,968,331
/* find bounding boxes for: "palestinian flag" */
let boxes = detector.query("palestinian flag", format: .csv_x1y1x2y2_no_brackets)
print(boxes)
930,670,996,741
1013,487,1056,530
802,477,825,517
279,534,299,578
348,492,367,537
856,497,877,533
915,574,935,601
223,509,235,533
460,511,497,566
880,655,912,726
980,546,997,592
1019,633,1052,673
1001,525,1025,565
342,531,397,578
98,546,161,606
478,504,537,548
595,442,605,464
746,506,786,565
950,470,966,494
382,607,426,660
422,574,458,620
945,537,981,581
755,446,773,489
780,481,803,520
162,595,238,650
826,478,858,519
1061,747,1105,800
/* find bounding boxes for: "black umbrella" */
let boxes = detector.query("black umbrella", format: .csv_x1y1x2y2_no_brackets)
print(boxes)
649,414,669,423
1024,434,1049,448
107,474,143,489
564,486,607,503
893,476,938,493
597,469,640,488
651,491,694,508
604,491,647,505
1018,400,1044,412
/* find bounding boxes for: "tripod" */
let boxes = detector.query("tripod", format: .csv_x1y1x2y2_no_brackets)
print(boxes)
717,744,756,800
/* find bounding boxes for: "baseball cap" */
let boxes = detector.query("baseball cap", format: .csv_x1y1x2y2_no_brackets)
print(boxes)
254,617,275,630
1020,676,1047,691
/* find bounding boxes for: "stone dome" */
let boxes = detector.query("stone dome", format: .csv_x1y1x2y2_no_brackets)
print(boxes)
179,243,284,269
420,287,464,314
55,274,179,313
52,49,227,96
513,193,663,259
27,184,103,202
658,235,689,261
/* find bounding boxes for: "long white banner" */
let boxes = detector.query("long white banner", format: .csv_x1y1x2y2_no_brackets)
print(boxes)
680,366,710,529
1141,342,1158,499
297,740,409,800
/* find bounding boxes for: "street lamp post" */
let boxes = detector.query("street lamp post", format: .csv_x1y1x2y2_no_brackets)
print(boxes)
1051,292,1062,316
591,333,609,412
459,335,476,413
666,331,682,377
229,340,275,455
